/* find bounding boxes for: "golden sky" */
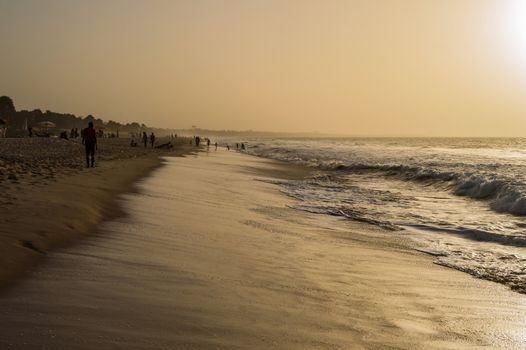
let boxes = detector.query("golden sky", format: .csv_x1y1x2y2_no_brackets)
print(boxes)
1,0,525,136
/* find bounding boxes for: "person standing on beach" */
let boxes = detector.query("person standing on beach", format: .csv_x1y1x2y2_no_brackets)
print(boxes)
150,132,155,148
82,121,97,168
142,132,148,148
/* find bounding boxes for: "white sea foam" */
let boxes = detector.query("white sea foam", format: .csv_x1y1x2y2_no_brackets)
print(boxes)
243,138,526,293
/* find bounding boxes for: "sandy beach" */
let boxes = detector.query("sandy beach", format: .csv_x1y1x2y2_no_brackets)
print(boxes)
0,151,524,349
2,1,525,348
0,137,194,287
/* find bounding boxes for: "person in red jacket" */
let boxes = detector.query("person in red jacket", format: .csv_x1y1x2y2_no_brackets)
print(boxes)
82,122,97,168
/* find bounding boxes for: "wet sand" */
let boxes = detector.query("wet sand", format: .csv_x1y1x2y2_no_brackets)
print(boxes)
0,151,525,349
0,137,193,286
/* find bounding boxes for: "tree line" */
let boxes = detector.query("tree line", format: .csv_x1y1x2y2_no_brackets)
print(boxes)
0,96,168,137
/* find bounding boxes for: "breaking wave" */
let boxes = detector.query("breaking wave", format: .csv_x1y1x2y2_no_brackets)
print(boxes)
246,138,526,294
247,146,526,216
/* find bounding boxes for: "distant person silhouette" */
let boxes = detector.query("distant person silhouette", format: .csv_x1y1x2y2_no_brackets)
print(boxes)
241,143,245,150
227,145,230,151
207,139,210,147
236,143,239,149
196,136,201,147
215,142,218,150
150,132,155,148
82,121,97,168
142,132,148,148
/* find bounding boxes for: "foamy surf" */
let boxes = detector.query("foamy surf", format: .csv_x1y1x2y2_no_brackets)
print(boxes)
243,138,526,293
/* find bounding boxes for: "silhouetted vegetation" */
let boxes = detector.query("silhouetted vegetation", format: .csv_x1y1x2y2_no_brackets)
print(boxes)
0,96,329,138
0,96,16,117
0,96,171,137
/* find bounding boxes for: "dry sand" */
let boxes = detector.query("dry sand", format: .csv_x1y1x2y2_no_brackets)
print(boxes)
0,151,524,349
0,137,188,183
0,137,195,286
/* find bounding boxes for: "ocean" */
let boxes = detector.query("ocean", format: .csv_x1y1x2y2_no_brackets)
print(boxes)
239,137,526,293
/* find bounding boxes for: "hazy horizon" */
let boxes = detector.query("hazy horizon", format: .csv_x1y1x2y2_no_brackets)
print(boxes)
1,0,526,136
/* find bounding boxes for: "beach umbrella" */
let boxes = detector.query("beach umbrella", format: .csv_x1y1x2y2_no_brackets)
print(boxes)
35,121,56,128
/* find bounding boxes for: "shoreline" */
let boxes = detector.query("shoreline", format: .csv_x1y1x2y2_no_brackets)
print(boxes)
0,151,524,348
0,140,196,288
242,148,526,295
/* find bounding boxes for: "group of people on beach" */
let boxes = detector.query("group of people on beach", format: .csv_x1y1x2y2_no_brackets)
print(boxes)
81,123,156,168
225,143,245,151
69,128,80,139
80,121,247,168
189,136,245,152
142,132,156,148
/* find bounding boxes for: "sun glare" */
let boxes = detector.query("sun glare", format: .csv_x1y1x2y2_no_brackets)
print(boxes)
506,1,526,56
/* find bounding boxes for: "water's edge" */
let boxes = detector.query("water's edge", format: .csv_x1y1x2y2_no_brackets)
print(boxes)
0,150,196,291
